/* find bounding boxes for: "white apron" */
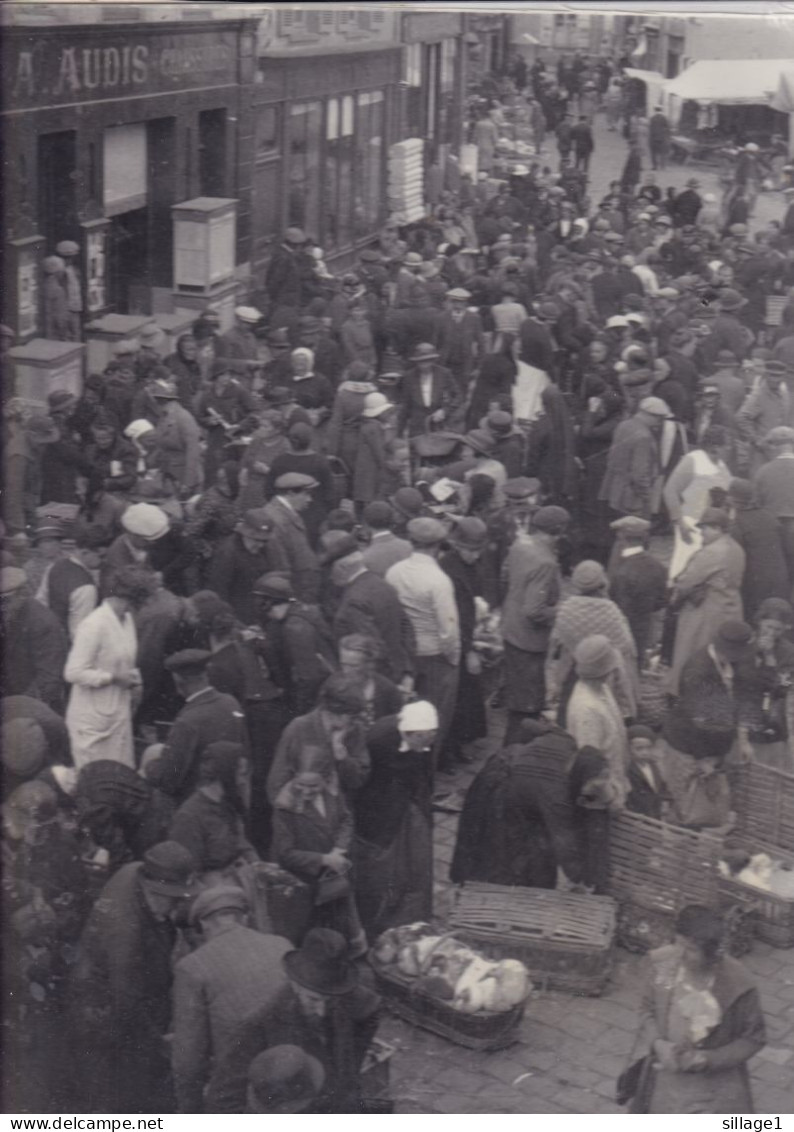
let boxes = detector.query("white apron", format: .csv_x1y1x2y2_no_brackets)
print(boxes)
65,602,139,769
668,450,732,581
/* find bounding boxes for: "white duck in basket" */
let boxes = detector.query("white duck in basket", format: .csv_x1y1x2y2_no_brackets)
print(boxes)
453,957,531,1014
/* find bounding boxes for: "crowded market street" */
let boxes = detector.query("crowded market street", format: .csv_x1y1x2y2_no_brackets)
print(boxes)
5,3,794,1118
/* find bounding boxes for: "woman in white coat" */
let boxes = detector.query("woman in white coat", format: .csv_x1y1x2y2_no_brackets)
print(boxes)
64,565,155,769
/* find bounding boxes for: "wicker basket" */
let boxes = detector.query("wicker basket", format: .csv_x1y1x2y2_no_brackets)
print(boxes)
719,839,794,949
368,957,525,1050
607,812,722,952
448,883,617,996
730,764,794,854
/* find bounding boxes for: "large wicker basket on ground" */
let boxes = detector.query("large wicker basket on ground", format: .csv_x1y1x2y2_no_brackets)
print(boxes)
368,955,525,1051
448,883,617,996
723,764,794,948
607,812,721,951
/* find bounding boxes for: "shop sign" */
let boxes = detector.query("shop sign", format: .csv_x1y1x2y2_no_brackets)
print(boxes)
403,12,462,44
5,28,238,110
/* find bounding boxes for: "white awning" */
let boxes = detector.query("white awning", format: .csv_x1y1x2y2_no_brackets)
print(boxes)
663,58,790,106
623,68,665,86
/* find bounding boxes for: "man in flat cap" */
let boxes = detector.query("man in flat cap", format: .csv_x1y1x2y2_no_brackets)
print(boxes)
754,426,794,589
501,505,569,743
3,412,59,536
737,361,794,475
171,886,291,1113
608,515,668,661
149,650,248,805
208,509,290,625
599,397,670,522
69,841,196,1111
217,306,263,374
265,227,307,327
386,517,460,765
262,472,321,602
1,567,67,713
436,287,484,399
195,360,256,481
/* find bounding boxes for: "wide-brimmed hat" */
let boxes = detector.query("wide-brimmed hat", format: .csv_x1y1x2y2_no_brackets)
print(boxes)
283,928,357,995
410,342,439,362
141,841,196,897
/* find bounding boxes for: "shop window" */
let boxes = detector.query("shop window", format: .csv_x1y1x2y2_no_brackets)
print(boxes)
324,95,354,251
288,101,322,237
38,130,77,251
253,160,282,260
255,105,281,157
440,39,456,94
403,43,422,87
103,123,147,217
354,90,384,240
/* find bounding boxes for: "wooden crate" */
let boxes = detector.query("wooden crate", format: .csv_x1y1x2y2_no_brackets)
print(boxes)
730,764,794,854
607,812,721,951
449,883,617,996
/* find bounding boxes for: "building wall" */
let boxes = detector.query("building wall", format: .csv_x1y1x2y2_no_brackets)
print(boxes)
682,14,794,64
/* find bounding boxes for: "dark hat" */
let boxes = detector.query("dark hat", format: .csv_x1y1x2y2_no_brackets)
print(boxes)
361,500,394,528
727,478,755,505
267,327,292,346
449,516,488,550
252,572,294,603
697,507,730,530
536,300,561,320
714,350,738,366
33,520,64,542
764,360,791,378
241,509,274,536
319,674,365,716
247,1046,324,1114
532,505,570,534
610,515,650,538
25,413,59,442
717,288,747,312
1,719,48,779
283,928,357,995
503,476,541,501
164,648,213,674
484,410,515,436
410,342,439,362
627,724,656,744
318,530,360,565
47,389,77,413
713,620,754,660
358,248,382,263
390,486,425,518
151,379,179,400
141,841,196,897
756,597,794,626
275,472,319,492
189,883,249,926
210,359,236,379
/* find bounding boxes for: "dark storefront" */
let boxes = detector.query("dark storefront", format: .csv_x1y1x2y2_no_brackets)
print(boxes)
249,29,401,274
2,17,256,334
400,11,463,159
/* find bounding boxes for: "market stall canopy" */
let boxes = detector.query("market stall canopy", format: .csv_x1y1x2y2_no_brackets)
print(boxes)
771,70,794,113
623,68,667,111
664,58,791,106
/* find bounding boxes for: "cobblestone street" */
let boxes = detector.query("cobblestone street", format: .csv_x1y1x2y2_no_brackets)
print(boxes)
383,718,794,1114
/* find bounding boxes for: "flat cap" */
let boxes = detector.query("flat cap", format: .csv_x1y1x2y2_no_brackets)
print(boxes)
141,841,195,896
55,240,79,257
48,389,77,412
390,486,424,517
121,502,169,541
164,648,213,673
697,507,730,530
765,425,794,445
318,531,360,565
713,620,754,659
241,508,274,535
407,517,447,545
610,515,650,536
275,472,318,492
235,305,262,324
532,505,570,534
503,476,541,500
448,516,488,550
361,500,394,527
252,573,294,602
189,884,249,925
447,287,472,301
638,396,671,418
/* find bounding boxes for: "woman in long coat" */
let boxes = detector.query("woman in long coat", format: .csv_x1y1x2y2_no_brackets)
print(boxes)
627,905,765,1114
353,703,437,938
526,384,578,507
450,719,613,894
64,565,154,769
668,508,745,696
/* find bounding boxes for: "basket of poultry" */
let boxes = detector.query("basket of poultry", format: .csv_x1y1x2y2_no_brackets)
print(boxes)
368,923,530,1050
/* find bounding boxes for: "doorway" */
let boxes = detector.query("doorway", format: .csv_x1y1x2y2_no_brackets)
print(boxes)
38,131,78,250
108,207,149,314
198,108,228,197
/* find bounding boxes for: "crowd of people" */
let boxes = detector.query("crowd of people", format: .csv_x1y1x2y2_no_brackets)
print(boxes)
4,53,794,1116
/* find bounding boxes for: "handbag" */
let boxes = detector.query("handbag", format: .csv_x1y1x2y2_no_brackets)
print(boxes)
314,868,351,906
615,1056,649,1107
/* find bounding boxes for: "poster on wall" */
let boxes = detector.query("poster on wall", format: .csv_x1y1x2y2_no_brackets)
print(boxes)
86,227,107,313
17,248,39,337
